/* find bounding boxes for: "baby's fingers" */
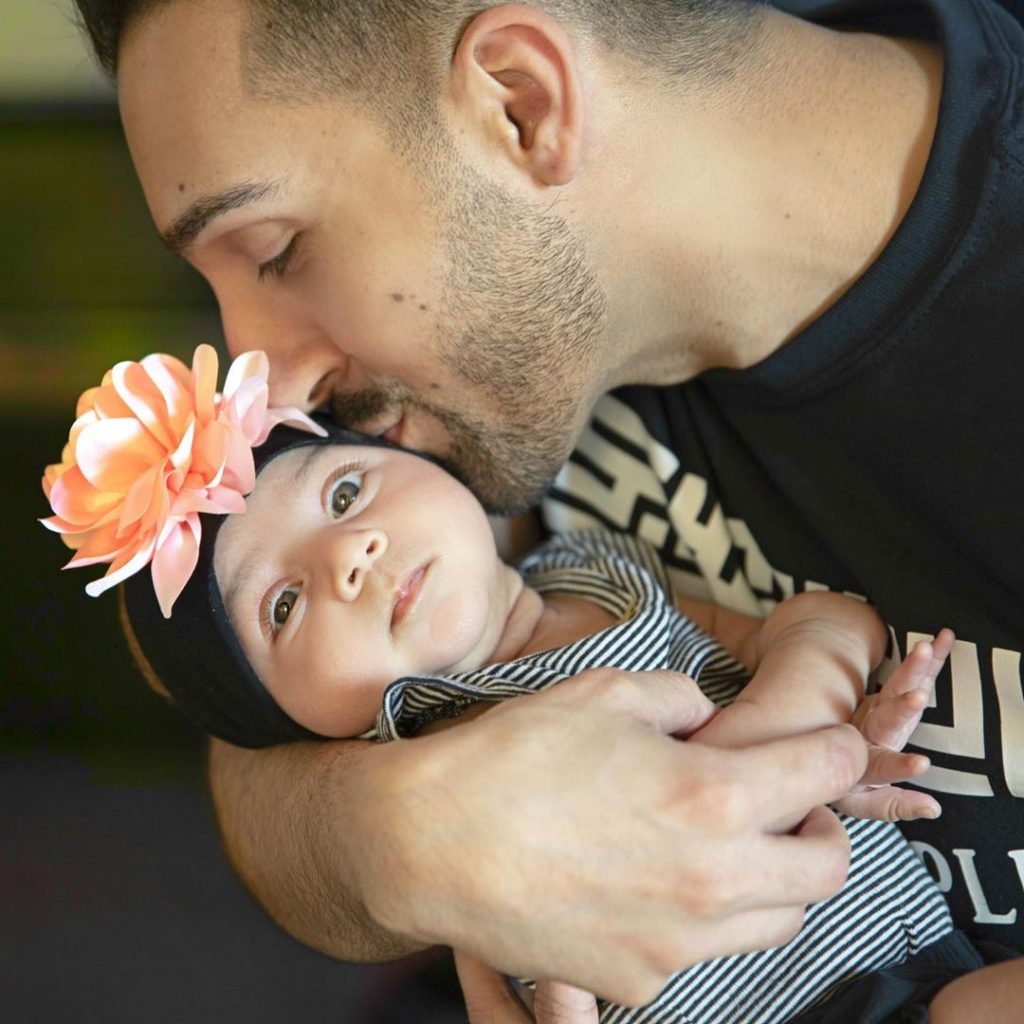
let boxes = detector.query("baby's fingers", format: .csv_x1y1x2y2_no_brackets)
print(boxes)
836,785,942,822
883,630,954,699
533,980,600,1024
861,747,931,788
861,688,930,750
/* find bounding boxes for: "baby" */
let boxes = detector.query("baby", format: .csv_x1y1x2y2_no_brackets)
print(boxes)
118,423,975,1024
42,348,1010,1024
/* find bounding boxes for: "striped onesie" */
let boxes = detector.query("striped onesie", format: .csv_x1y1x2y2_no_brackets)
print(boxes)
370,530,953,1023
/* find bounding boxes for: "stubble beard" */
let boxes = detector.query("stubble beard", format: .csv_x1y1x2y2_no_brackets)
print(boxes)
332,147,608,514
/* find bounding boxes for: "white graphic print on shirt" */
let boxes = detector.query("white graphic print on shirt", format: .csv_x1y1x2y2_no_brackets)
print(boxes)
542,393,1024,937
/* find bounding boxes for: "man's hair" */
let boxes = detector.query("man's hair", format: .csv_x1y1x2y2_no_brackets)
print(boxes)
74,0,764,113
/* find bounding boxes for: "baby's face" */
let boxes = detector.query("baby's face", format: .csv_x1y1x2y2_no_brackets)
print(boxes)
213,443,521,736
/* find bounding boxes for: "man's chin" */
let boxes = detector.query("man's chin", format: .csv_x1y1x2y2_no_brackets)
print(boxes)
455,462,558,517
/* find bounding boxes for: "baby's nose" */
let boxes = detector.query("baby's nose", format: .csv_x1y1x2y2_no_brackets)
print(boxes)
328,528,388,601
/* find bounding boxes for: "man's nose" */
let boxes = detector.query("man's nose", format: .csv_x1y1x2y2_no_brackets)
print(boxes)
323,527,389,602
217,284,347,412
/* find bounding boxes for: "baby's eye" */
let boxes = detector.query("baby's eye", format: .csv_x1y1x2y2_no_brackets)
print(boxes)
271,587,300,632
329,471,364,518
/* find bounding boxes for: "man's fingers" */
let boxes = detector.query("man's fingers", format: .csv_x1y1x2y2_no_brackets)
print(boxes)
569,668,718,737
455,950,533,1024
739,725,868,832
731,805,852,911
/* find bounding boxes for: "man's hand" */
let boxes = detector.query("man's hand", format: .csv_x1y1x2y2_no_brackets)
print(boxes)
349,668,866,1005
836,630,952,822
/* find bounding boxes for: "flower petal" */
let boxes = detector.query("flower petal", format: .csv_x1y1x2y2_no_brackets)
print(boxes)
117,461,166,536
76,418,166,492
134,353,193,441
63,520,136,568
110,360,176,450
47,465,122,526
171,485,247,517
224,376,270,443
168,417,196,476
151,515,201,617
218,422,256,494
223,349,268,399
84,533,157,599
255,406,328,446
191,344,220,426
192,419,230,487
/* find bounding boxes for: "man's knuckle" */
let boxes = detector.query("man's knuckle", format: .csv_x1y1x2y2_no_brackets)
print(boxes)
680,777,747,829
822,727,865,791
674,864,735,918
759,907,806,950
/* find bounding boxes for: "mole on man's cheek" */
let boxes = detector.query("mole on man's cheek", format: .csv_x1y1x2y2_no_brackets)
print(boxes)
390,291,429,311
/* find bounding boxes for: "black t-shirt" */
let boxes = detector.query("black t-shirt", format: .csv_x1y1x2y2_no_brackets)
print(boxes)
544,0,1024,950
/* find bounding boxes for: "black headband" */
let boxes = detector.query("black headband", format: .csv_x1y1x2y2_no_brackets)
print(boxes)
121,418,408,748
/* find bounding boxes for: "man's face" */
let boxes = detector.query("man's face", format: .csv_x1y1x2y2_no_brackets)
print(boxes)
117,0,608,513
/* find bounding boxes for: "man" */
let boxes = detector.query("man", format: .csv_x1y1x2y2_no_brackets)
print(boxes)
74,0,1024,1014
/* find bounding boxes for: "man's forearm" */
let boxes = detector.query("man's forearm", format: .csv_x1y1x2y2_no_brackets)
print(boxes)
202,674,867,1005
207,735,427,962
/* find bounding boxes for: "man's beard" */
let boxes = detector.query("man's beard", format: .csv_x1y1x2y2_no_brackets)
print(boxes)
328,381,574,515
333,152,607,514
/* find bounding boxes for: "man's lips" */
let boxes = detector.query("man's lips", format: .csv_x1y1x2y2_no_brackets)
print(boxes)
391,560,430,629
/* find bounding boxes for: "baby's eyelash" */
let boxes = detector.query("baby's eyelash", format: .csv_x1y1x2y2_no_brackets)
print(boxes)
320,460,367,511
260,582,300,641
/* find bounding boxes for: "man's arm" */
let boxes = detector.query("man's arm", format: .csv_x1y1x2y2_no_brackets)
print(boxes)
208,736,423,962
208,671,868,1006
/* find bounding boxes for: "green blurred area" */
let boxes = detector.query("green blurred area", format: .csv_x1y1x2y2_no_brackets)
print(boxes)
0,103,456,1024
1,108,221,781
0,112,218,411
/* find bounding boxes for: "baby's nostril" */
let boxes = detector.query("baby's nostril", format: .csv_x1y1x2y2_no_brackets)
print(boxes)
348,569,357,586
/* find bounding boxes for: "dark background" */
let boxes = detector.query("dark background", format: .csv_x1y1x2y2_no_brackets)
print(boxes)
4,2,1023,1022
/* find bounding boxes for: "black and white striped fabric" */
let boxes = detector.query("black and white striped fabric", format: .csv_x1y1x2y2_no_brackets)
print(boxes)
371,530,953,1023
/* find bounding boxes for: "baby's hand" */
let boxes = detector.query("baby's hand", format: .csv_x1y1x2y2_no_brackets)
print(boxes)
834,629,953,822
455,949,600,1023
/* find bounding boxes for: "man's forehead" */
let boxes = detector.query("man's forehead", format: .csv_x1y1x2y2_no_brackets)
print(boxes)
118,6,243,163
119,0,247,93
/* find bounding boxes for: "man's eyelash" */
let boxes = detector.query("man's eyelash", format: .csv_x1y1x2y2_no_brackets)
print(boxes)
257,234,301,281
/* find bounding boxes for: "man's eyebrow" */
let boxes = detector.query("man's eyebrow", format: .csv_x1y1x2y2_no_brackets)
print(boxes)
161,181,280,254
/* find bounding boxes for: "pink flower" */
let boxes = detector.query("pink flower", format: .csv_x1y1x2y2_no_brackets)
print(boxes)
41,345,326,617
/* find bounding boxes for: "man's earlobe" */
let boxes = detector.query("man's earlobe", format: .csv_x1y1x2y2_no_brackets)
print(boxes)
449,5,583,186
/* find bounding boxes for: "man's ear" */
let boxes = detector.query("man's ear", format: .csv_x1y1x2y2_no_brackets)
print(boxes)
449,4,583,186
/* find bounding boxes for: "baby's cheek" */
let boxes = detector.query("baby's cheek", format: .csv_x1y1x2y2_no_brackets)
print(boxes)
426,587,490,669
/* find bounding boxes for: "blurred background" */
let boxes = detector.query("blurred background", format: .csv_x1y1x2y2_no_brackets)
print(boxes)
3,1,1023,1022
0,3,461,1022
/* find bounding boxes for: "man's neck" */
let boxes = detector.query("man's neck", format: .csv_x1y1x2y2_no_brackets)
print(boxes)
576,6,943,387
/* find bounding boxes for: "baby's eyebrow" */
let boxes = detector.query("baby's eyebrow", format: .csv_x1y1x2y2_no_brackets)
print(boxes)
221,557,261,624
219,446,327,617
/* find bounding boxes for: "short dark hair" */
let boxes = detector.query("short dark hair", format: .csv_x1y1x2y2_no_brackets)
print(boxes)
74,0,764,104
